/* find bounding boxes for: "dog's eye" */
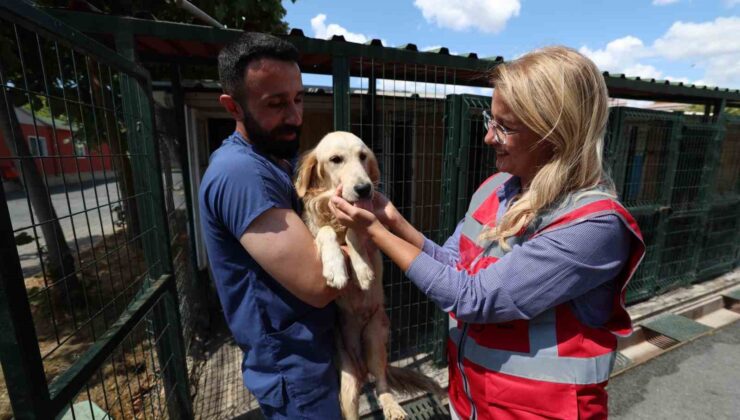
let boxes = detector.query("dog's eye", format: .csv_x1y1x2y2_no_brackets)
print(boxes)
359,152,367,161
329,155,343,164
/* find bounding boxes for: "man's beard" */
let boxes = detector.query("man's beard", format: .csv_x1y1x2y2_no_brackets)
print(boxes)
242,108,301,160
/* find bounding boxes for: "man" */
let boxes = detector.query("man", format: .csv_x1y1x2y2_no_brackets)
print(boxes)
199,32,342,419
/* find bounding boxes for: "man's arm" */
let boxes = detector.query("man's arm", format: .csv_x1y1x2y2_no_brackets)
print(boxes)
241,207,341,308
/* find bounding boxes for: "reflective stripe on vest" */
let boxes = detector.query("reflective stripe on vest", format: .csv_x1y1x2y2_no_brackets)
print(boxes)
448,174,644,419
449,314,615,385
467,173,510,213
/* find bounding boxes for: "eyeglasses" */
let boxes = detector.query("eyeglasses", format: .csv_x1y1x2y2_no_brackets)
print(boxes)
482,109,517,145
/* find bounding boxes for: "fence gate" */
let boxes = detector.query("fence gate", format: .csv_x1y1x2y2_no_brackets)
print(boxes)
607,108,725,302
0,2,191,419
441,94,495,239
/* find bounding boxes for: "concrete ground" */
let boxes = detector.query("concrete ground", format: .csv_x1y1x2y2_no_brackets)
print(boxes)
7,173,185,277
190,275,740,419
609,320,740,420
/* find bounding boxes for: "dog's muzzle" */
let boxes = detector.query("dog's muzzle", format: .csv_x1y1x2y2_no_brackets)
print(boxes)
354,183,373,199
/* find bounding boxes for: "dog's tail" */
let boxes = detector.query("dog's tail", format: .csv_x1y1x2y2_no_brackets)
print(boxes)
386,366,445,396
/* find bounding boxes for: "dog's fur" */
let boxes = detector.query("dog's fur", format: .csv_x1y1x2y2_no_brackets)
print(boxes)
295,131,442,420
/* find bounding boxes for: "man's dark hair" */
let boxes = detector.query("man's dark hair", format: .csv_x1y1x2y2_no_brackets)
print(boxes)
218,32,299,100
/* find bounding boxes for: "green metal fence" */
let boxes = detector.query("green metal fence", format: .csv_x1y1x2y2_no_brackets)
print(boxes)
607,108,681,209
0,2,190,418
440,94,497,246
672,117,723,212
713,117,740,200
624,208,664,303
340,57,493,364
697,199,740,280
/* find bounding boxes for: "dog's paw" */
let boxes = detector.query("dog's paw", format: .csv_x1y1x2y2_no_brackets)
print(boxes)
379,394,407,420
323,254,349,289
354,264,375,290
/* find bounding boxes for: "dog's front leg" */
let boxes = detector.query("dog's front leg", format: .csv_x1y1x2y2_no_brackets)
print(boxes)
316,226,348,289
346,229,374,290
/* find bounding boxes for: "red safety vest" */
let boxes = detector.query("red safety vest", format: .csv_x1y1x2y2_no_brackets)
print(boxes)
448,173,645,420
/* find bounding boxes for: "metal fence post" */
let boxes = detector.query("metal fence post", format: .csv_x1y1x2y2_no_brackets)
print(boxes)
115,30,193,419
140,79,194,419
333,56,350,131
440,94,462,242
432,94,463,365
0,183,50,420
170,64,201,277
659,114,683,208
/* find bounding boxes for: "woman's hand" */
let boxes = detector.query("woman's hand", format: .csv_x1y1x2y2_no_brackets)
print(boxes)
371,192,401,231
329,185,381,235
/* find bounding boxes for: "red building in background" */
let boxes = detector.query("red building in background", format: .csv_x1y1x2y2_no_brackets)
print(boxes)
0,107,114,186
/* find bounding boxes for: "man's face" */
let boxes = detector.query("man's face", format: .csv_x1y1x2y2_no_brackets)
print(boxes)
239,58,304,159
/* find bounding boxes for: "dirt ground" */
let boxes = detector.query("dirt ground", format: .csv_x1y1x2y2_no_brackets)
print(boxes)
1,229,168,419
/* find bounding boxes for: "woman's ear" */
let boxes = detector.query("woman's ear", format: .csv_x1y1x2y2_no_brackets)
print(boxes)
295,151,319,198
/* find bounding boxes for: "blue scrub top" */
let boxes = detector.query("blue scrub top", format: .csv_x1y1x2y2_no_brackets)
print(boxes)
198,131,338,410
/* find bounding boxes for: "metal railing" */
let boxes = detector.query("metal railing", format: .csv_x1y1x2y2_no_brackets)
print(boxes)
0,2,191,418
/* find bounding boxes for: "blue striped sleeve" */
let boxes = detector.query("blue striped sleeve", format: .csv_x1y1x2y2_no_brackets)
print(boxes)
420,219,464,267
405,214,632,325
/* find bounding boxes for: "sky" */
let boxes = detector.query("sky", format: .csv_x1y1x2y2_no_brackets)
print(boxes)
283,0,740,90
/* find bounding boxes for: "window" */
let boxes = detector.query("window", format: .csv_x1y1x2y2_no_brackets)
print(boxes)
28,136,48,157
73,139,88,157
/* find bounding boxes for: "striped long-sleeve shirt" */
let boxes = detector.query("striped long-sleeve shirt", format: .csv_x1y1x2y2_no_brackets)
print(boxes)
405,177,632,327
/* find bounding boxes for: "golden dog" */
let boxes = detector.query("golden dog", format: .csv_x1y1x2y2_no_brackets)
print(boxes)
295,131,441,420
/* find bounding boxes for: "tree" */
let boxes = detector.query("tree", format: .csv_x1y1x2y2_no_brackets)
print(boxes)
39,0,298,34
685,104,740,117
0,35,83,308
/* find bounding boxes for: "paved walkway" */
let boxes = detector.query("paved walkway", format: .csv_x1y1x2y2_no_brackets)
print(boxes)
609,320,740,419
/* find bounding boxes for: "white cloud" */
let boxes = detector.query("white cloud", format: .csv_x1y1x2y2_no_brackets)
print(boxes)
580,17,740,88
653,17,740,60
413,0,521,33
652,0,679,6
652,17,740,85
310,14,369,44
724,0,740,7
623,64,663,80
579,36,649,70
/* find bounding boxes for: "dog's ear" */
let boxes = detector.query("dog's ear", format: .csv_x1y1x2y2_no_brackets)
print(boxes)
367,149,380,184
295,150,320,198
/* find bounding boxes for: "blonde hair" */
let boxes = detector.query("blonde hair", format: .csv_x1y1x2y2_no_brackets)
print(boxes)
482,46,615,250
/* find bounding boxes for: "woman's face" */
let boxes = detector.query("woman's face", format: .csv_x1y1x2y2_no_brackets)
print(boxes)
485,92,554,186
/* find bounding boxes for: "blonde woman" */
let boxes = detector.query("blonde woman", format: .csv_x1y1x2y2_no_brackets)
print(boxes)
329,46,646,420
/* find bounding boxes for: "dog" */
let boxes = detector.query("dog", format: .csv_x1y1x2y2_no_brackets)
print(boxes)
295,131,442,420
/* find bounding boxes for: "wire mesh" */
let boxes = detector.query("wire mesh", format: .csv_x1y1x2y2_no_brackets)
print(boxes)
696,199,740,280
0,19,162,378
56,296,176,420
457,95,497,212
657,210,703,293
671,119,718,212
625,208,662,304
713,118,740,200
612,109,678,207
155,104,205,356
347,57,492,363
0,13,186,419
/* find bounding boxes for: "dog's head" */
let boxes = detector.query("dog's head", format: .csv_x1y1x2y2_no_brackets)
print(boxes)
295,131,379,203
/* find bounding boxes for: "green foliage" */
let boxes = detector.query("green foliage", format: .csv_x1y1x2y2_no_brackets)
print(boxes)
36,0,297,33
685,104,740,116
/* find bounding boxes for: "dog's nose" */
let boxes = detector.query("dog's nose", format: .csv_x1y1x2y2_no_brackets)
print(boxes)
354,183,372,199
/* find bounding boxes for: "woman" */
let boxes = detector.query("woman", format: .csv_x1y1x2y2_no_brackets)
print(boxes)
329,46,645,420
